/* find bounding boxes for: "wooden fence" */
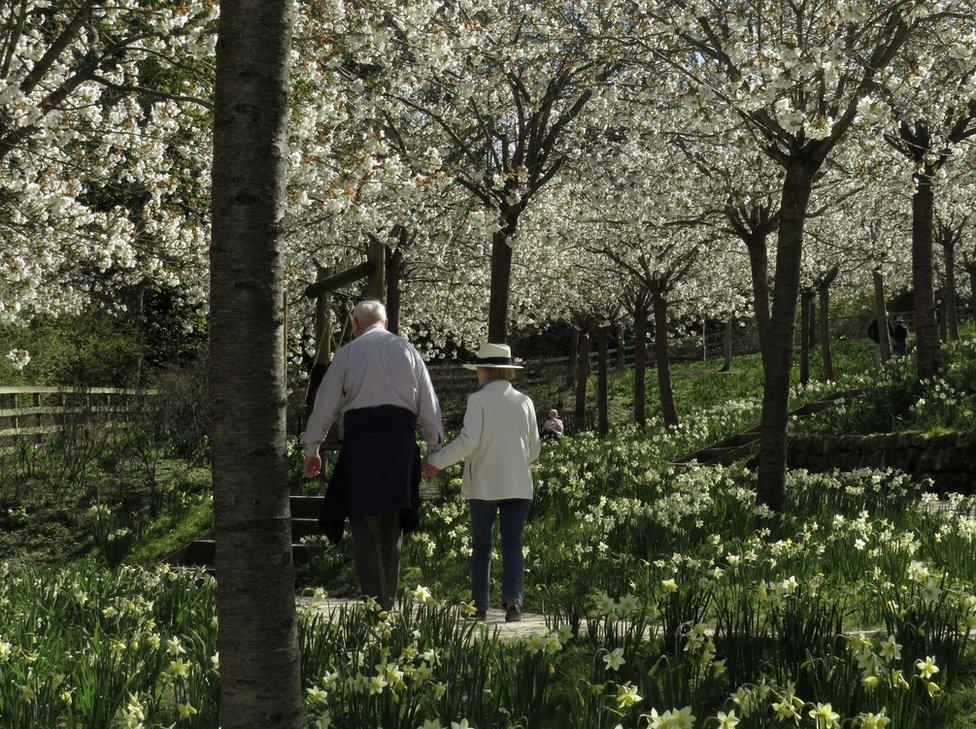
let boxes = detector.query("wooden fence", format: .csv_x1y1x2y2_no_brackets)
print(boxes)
0,386,158,448
6,306,965,442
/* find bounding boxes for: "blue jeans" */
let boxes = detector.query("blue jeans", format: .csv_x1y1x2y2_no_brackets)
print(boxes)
469,499,531,611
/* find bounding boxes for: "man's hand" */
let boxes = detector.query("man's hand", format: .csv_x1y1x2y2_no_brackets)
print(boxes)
421,460,440,480
304,454,322,478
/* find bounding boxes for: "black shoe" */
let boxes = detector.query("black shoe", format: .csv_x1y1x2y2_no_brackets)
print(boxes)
505,604,522,623
468,609,487,621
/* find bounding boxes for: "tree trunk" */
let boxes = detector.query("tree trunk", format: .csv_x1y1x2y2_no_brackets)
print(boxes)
943,240,959,341
799,291,812,386
652,291,678,427
385,246,403,334
487,218,517,343
756,162,815,514
743,232,771,350
967,265,976,323
568,328,579,385
937,288,947,342
574,327,591,430
210,1,303,727
282,291,289,391
808,303,817,352
721,315,732,372
366,236,386,302
132,282,147,386
872,270,891,363
634,305,649,428
912,171,942,378
817,282,834,381
596,326,609,436
615,322,625,371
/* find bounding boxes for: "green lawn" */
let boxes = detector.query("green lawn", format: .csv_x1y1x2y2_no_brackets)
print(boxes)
603,334,878,427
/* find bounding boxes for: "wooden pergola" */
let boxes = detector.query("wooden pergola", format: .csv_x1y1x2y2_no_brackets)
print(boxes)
304,238,386,365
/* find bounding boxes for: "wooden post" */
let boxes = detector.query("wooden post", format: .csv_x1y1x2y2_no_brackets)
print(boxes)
32,392,40,440
568,328,579,385
574,327,591,430
722,316,733,372
596,326,609,436
312,264,333,366
367,237,386,302
313,292,332,365
615,322,625,371
873,270,891,363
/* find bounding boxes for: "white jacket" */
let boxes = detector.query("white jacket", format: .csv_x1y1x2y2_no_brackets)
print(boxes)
426,380,541,501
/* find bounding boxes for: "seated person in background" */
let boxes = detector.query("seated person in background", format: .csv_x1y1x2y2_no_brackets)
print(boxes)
541,409,564,441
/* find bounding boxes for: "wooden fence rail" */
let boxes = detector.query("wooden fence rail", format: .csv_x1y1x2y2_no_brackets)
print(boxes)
0,386,158,446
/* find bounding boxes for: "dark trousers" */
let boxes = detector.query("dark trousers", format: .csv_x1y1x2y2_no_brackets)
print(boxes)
349,509,402,610
469,499,531,611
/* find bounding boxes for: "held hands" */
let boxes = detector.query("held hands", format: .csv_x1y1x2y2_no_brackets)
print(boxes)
304,454,322,478
421,459,440,480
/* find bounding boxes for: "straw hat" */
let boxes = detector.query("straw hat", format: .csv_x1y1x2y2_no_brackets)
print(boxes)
462,342,525,371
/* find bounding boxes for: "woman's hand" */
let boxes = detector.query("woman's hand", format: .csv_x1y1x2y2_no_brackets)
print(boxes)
304,454,322,478
421,460,440,480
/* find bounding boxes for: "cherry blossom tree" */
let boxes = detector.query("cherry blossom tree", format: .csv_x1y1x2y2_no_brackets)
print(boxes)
0,1,215,324
369,0,622,341
882,14,976,373
632,0,930,512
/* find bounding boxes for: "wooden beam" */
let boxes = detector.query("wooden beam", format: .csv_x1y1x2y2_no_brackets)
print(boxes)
304,260,373,298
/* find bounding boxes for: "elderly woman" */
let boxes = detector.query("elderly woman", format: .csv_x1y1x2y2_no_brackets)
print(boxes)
541,409,565,441
423,343,541,622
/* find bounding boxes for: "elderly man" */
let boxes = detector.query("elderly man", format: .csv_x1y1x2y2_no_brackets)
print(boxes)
302,300,443,609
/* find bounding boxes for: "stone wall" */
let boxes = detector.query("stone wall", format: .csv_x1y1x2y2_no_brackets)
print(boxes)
787,432,976,494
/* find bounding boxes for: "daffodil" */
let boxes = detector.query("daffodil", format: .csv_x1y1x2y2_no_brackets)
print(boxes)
603,647,625,672
859,708,890,729
616,682,641,709
915,655,939,680
879,636,901,661
306,686,328,704
716,710,739,729
368,673,388,695
809,702,840,728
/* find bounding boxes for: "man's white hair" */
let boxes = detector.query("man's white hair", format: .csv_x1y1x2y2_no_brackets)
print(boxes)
352,299,387,326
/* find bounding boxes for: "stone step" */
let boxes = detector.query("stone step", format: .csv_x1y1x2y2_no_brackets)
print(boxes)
290,495,323,519
291,517,321,539
174,539,322,570
166,487,444,571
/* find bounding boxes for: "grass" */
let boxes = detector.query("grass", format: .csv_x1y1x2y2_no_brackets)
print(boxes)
127,496,214,563
604,335,878,427
795,329,976,436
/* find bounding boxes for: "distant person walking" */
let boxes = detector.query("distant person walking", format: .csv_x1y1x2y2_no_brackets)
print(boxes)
892,319,909,357
422,343,541,623
541,409,565,441
302,300,444,610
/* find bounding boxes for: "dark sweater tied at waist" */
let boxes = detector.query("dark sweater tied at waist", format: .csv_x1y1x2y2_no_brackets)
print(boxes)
319,405,421,544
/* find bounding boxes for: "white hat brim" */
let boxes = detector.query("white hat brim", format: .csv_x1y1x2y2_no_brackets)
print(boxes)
462,363,524,371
